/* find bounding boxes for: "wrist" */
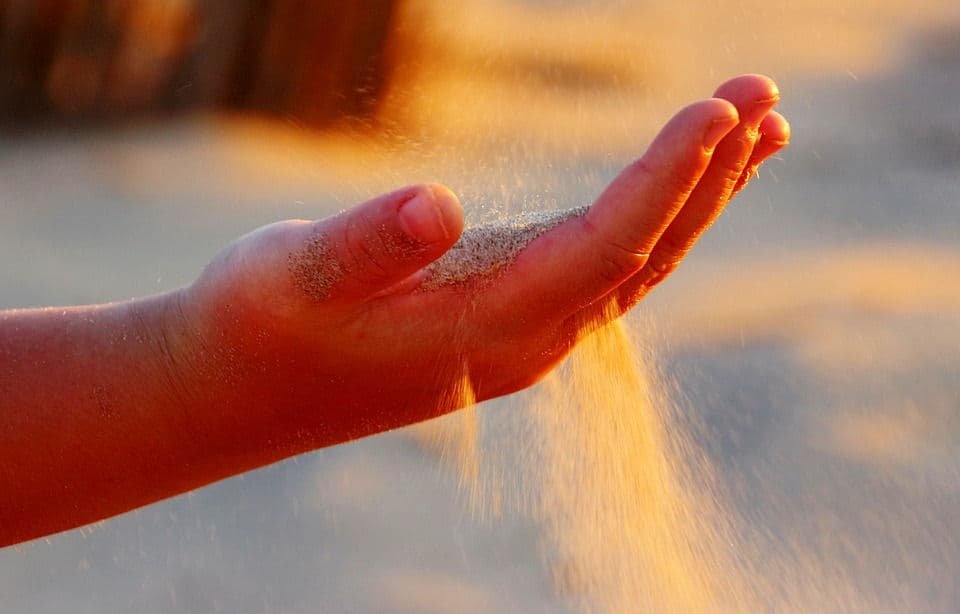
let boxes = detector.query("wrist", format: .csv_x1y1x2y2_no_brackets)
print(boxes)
145,285,319,464
123,288,246,453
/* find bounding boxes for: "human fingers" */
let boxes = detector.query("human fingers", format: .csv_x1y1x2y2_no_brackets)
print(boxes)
490,97,739,321
286,184,464,305
730,110,790,197
611,75,783,311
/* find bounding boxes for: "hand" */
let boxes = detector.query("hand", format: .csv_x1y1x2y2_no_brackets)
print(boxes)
177,74,790,454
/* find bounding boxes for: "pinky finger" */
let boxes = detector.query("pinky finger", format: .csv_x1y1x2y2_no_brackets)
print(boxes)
730,110,791,196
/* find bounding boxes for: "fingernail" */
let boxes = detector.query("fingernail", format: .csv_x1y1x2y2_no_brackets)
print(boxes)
398,188,448,244
745,95,780,124
703,115,739,150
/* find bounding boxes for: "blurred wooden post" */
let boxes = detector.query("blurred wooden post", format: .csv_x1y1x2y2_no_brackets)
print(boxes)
0,0,74,120
0,0,405,129
235,0,401,126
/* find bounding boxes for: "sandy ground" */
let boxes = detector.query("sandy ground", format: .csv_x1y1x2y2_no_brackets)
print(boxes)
2,1,960,612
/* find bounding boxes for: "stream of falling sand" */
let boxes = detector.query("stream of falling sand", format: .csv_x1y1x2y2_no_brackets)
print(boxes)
533,311,749,612
422,307,754,612
415,205,753,611
416,209,872,612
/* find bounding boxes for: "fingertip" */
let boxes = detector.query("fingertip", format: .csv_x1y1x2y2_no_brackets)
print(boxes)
760,110,791,144
426,183,465,240
699,98,740,149
656,98,739,152
704,96,741,120
397,183,463,246
714,73,780,103
713,74,781,127
678,97,739,124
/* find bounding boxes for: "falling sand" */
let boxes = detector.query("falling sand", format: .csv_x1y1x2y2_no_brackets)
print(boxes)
425,311,756,612
418,210,866,612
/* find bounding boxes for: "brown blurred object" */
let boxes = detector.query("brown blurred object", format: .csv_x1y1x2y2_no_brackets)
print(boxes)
0,0,403,129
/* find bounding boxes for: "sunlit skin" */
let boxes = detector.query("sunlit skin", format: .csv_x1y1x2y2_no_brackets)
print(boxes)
0,75,788,547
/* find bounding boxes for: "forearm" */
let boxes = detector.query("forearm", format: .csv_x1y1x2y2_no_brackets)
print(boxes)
0,292,275,546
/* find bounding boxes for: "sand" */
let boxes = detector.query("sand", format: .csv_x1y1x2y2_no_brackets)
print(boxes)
413,201,750,610
421,205,588,290
287,231,342,300
285,205,589,300
423,290,751,611
3,1,960,611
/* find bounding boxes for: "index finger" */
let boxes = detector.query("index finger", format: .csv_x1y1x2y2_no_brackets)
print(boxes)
489,98,739,321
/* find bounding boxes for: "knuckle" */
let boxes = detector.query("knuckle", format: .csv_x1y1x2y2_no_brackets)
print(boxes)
716,129,759,190
341,214,391,282
598,253,633,284
719,165,744,193
642,252,681,289
598,239,649,284
633,155,699,198
719,154,755,191
737,128,759,148
667,160,703,197
625,156,657,182
580,215,650,285
653,234,690,264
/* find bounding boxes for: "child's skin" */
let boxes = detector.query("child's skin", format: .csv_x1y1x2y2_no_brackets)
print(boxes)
0,75,788,547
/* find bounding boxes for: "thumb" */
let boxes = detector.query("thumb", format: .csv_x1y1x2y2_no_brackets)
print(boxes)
288,184,463,303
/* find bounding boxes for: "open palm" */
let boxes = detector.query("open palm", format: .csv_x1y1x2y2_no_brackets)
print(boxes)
179,74,789,452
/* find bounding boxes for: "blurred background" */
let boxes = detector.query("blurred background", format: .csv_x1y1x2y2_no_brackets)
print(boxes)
1,0,960,612
0,0,399,128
